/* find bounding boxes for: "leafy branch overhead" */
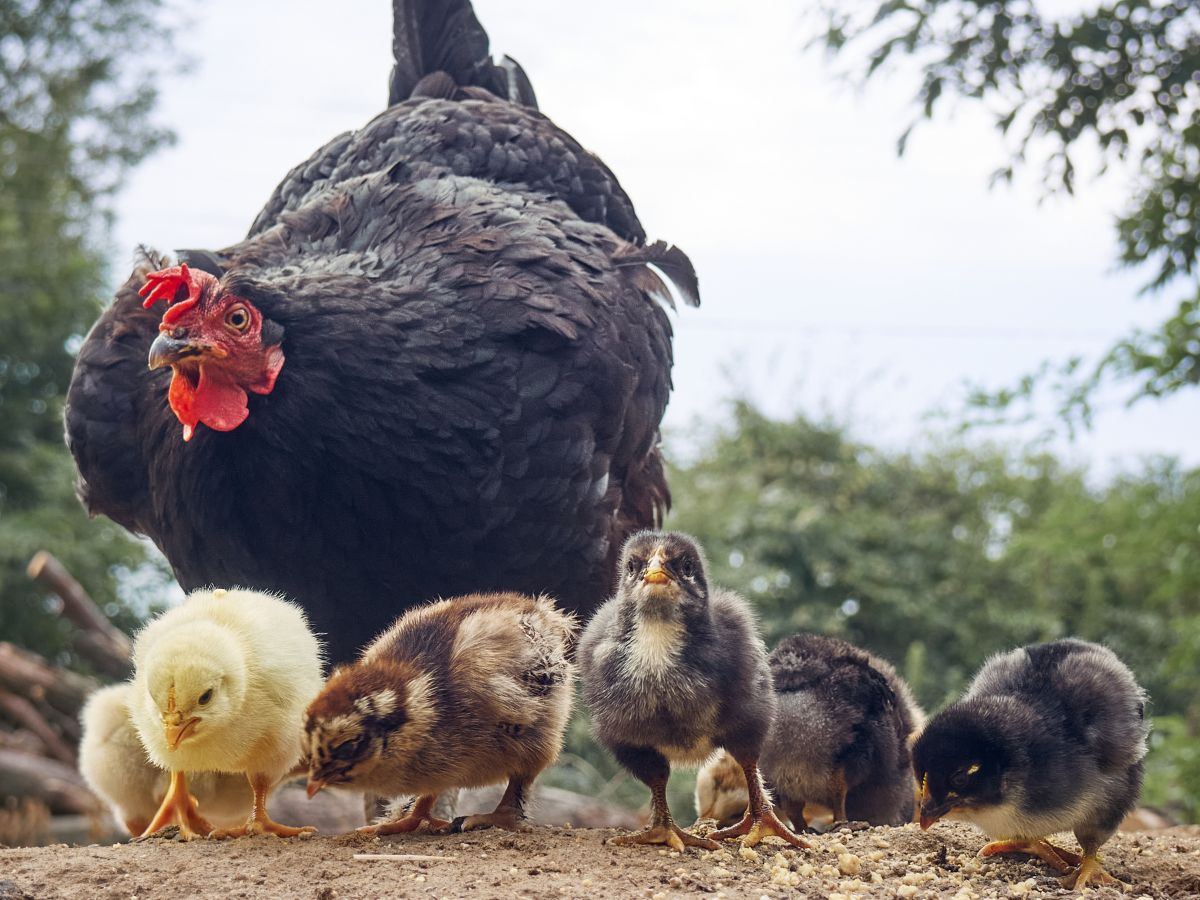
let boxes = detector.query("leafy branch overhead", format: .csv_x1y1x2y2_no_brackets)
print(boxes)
818,0,1200,411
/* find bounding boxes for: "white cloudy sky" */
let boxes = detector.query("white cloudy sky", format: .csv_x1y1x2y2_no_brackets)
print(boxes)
111,0,1198,474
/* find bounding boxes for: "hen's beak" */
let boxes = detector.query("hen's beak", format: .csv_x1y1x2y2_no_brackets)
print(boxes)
148,332,218,370
642,551,671,586
306,777,326,800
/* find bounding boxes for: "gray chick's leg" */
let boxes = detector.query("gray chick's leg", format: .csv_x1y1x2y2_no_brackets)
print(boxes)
710,758,810,849
609,744,719,852
453,775,530,832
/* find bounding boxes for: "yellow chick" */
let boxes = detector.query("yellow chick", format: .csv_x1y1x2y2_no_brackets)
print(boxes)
130,587,324,839
79,683,252,836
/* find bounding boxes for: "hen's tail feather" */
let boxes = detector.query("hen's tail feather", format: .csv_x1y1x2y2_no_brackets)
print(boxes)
389,0,538,108
613,241,702,310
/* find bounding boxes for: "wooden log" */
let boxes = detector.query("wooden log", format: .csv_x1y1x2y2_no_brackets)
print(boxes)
0,643,97,717
0,690,75,765
0,748,97,815
27,551,133,679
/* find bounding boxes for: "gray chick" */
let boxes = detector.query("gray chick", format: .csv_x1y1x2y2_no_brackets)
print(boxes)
914,638,1147,890
760,633,923,828
578,531,807,851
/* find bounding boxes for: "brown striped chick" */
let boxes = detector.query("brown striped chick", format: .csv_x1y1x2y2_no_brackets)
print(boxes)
80,683,252,836
130,588,324,839
304,593,575,834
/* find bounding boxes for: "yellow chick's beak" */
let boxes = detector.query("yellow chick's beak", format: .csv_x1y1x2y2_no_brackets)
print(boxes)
306,777,326,800
642,551,671,586
162,685,200,750
165,716,200,750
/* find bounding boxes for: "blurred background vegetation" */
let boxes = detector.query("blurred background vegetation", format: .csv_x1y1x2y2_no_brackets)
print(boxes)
1,0,1198,827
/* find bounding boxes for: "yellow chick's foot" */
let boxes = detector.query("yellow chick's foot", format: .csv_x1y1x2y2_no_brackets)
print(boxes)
610,823,720,852
979,838,1082,874
210,772,316,839
139,770,215,840
357,794,452,836
1061,854,1125,891
710,806,811,849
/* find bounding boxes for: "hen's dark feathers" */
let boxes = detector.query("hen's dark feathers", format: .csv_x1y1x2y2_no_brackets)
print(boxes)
388,0,536,109
65,0,693,662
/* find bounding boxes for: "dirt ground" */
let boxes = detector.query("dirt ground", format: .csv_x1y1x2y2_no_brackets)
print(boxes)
3,820,1200,900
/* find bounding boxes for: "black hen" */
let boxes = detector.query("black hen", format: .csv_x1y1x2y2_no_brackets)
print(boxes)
65,0,699,662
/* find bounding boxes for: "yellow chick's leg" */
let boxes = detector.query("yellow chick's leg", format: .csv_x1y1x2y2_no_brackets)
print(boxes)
139,770,215,840
211,772,316,839
611,777,720,852
979,838,1082,874
710,760,811,849
453,774,531,832
357,794,452,836
1061,854,1124,891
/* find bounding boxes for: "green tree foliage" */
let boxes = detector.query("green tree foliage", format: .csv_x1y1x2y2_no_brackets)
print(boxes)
665,401,1200,818
817,0,1200,416
0,0,175,660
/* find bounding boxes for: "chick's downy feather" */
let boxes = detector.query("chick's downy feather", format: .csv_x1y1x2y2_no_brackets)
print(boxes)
131,588,324,780
79,683,251,833
306,592,575,806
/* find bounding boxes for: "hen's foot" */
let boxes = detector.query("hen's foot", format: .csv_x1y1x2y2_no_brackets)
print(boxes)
1061,855,1125,891
610,823,719,852
711,806,810,849
979,838,1081,874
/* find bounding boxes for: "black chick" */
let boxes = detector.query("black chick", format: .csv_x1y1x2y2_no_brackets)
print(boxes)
760,633,924,828
578,531,807,851
913,639,1147,890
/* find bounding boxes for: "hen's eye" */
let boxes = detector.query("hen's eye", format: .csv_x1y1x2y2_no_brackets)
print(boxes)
225,306,250,331
198,689,213,706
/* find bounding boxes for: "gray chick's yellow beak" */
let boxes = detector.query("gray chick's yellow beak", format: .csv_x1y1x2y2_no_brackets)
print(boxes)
642,550,671,586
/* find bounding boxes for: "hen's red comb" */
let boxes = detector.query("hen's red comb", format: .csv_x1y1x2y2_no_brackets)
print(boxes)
139,264,220,324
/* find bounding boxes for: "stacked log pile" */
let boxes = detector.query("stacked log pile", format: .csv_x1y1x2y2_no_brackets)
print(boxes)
0,553,129,846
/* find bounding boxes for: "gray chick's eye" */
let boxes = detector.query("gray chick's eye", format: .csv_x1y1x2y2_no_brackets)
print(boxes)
198,689,213,706
625,558,641,578
678,558,697,579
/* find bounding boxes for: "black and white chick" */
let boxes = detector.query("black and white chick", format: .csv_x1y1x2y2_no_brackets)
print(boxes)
578,531,807,851
913,639,1148,890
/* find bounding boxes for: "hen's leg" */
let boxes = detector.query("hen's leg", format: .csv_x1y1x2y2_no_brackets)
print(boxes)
710,759,810,849
211,772,316,839
609,745,719,852
357,793,452,835
139,770,214,840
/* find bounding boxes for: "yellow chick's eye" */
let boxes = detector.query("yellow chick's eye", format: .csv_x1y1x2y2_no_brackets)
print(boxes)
198,689,214,706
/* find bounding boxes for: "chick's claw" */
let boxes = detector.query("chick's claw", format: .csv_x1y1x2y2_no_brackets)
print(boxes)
1061,855,1125,891
610,823,720,852
979,838,1081,874
710,807,811,849
452,810,530,833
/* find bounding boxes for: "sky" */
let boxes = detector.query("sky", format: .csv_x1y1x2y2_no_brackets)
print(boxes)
111,0,1199,475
